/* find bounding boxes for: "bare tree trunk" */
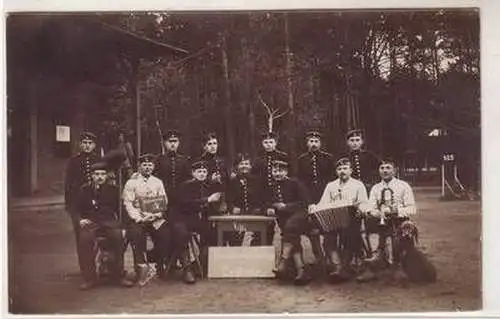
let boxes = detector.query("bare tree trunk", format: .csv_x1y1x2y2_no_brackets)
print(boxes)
241,37,256,157
284,13,297,170
221,33,236,167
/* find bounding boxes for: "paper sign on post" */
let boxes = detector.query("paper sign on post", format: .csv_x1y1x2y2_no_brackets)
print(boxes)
56,125,70,142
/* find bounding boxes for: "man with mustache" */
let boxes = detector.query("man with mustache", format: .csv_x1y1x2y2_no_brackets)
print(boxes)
296,129,335,276
310,157,369,282
356,158,417,283
297,129,335,203
122,154,171,286
76,161,134,290
154,130,191,199
266,160,311,285
65,131,101,274
173,160,223,283
254,131,289,197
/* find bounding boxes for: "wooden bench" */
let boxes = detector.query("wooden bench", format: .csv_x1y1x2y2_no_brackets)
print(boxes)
208,215,276,246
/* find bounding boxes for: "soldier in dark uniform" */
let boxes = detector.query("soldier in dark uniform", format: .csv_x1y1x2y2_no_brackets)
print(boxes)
197,132,229,187
227,153,263,216
226,153,266,245
266,160,311,285
154,130,191,199
253,131,289,196
76,161,134,290
342,129,382,271
296,129,335,275
173,161,223,283
343,129,381,191
64,131,100,269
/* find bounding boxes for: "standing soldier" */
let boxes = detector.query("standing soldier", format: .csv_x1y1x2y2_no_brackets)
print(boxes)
198,132,229,187
76,161,134,290
343,129,380,191
65,131,100,270
342,129,381,260
154,130,191,199
254,131,289,196
296,129,335,275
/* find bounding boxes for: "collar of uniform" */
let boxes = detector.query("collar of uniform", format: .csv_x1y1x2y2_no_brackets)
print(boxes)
167,151,177,158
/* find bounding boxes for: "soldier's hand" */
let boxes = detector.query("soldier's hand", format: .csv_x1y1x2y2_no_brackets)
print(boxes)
380,205,391,215
369,209,381,218
273,202,286,210
79,219,93,228
232,207,241,215
208,192,221,203
308,204,316,214
211,172,222,183
266,208,276,216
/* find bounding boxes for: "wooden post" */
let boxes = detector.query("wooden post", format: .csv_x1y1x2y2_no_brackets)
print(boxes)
130,57,141,159
221,33,236,167
29,82,38,194
284,13,297,171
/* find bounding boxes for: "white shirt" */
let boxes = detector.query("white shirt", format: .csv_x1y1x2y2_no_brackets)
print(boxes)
369,177,416,217
315,177,369,213
122,173,168,226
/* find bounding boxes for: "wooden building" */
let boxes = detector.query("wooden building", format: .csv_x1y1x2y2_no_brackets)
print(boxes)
7,15,187,197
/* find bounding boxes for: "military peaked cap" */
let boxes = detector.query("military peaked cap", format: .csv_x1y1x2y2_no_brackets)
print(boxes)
138,153,155,163
345,129,363,140
191,160,208,170
80,131,97,142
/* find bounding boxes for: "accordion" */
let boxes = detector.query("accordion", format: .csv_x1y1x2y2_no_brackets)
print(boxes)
309,205,356,233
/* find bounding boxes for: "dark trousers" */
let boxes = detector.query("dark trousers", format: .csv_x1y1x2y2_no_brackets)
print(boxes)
276,210,309,248
68,210,83,271
78,220,124,283
127,221,171,265
367,216,407,264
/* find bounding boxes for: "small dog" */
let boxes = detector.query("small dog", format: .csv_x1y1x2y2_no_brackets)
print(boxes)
398,221,437,283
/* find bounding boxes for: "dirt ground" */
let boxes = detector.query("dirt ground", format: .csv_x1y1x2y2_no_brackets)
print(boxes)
8,188,481,314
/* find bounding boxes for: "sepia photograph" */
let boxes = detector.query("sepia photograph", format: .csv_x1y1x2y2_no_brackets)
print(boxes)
6,8,481,314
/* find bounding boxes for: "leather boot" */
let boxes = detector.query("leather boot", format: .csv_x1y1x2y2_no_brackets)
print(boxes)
181,252,196,284
292,251,310,285
274,242,294,280
328,250,349,283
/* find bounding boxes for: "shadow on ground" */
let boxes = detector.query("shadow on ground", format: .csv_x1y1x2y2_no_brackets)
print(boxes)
8,190,481,314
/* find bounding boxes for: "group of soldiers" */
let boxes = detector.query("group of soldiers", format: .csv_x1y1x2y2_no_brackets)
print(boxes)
65,127,417,290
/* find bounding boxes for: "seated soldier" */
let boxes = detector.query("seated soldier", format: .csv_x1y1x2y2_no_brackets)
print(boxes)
76,161,134,290
122,154,171,286
266,160,311,285
356,158,417,283
310,157,369,282
173,160,223,283
225,153,265,245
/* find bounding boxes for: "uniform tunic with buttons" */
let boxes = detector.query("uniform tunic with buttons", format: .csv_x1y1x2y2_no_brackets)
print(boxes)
226,173,263,214
297,150,335,203
264,177,310,246
342,149,381,191
253,150,289,194
65,152,100,213
197,153,229,187
154,152,191,200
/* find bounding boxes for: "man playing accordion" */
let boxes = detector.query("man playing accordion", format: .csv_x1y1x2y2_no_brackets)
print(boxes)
309,157,370,282
356,158,417,283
